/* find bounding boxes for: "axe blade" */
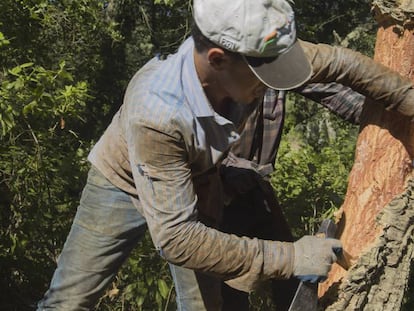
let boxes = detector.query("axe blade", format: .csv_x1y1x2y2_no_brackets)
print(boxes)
287,282,318,311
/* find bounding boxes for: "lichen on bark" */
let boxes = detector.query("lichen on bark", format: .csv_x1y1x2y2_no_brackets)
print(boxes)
372,0,414,28
321,178,414,311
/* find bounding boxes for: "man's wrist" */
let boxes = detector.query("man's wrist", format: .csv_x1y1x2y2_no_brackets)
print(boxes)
263,240,294,279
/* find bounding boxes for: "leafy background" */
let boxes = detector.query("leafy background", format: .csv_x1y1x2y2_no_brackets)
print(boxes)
2,0,409,310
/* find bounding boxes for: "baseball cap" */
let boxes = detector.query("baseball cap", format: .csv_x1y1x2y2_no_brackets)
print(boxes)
193,0,312,90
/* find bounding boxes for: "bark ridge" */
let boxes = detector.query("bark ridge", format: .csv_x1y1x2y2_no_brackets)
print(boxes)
323,179,414,310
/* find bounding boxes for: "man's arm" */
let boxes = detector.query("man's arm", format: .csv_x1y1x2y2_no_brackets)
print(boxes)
297,82,365,124
126,102,342,292
301,40,414,117
127,107,294,292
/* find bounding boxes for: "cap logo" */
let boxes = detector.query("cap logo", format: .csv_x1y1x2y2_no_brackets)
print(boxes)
219,37,236,51
261,30,278,52
261,17,294,53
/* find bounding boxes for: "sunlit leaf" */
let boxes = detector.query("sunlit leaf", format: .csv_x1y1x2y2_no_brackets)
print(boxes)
157,279,169,299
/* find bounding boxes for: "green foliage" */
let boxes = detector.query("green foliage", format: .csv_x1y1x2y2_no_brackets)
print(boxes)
0,61,88,136
294,0,376,48
109,0,192,77
0,31,10,47
0,34,92,311
0,1,117,309
154,0,179,6
271,95,359,237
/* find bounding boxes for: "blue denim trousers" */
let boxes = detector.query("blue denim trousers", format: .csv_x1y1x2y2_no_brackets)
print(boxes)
37,166,221,310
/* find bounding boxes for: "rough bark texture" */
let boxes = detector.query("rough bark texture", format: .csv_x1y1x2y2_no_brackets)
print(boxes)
372,0,414,28
318,6,414,310
321,180,414,310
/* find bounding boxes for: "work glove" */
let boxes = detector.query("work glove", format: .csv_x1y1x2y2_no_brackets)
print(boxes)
293,235,342,283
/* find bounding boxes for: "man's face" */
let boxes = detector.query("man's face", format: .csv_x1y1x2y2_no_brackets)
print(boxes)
219,56,267,105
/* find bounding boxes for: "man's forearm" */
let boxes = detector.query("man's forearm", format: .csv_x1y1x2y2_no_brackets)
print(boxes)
297,82,365,124
301,40,414,116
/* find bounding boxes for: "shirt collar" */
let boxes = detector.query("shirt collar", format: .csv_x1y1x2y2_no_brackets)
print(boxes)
180,38,233,126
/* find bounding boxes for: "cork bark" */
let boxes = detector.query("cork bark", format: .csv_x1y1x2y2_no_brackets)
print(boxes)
318,5,414,310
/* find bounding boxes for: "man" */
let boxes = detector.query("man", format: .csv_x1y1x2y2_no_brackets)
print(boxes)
38,0,414,310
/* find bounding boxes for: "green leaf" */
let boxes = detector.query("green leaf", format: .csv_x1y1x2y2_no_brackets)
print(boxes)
23,101,37,115
136,296,145,307
8,66,22,76
157,279,169,299
20,62,34,68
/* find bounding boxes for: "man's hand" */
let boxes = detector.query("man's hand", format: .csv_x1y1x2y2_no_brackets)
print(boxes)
292,236,342,283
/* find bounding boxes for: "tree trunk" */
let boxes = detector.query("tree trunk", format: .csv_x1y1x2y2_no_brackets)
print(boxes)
319,1,414,310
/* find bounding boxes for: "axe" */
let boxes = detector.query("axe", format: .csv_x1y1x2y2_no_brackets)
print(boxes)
287,219,349,311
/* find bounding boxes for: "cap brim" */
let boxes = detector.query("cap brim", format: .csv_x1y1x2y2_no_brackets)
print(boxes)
245,41,312,91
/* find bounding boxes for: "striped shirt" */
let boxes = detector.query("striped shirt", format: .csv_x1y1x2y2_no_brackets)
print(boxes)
87,38,371,291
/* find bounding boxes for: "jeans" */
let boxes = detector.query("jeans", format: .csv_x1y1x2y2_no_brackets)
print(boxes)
37,166,220,310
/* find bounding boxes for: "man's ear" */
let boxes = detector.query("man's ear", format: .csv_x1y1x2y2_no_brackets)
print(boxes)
207,48,228,70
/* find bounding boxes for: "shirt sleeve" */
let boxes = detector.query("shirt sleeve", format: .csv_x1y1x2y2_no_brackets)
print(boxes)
297,82,365,124
301,40,414,117
126,105,294,292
